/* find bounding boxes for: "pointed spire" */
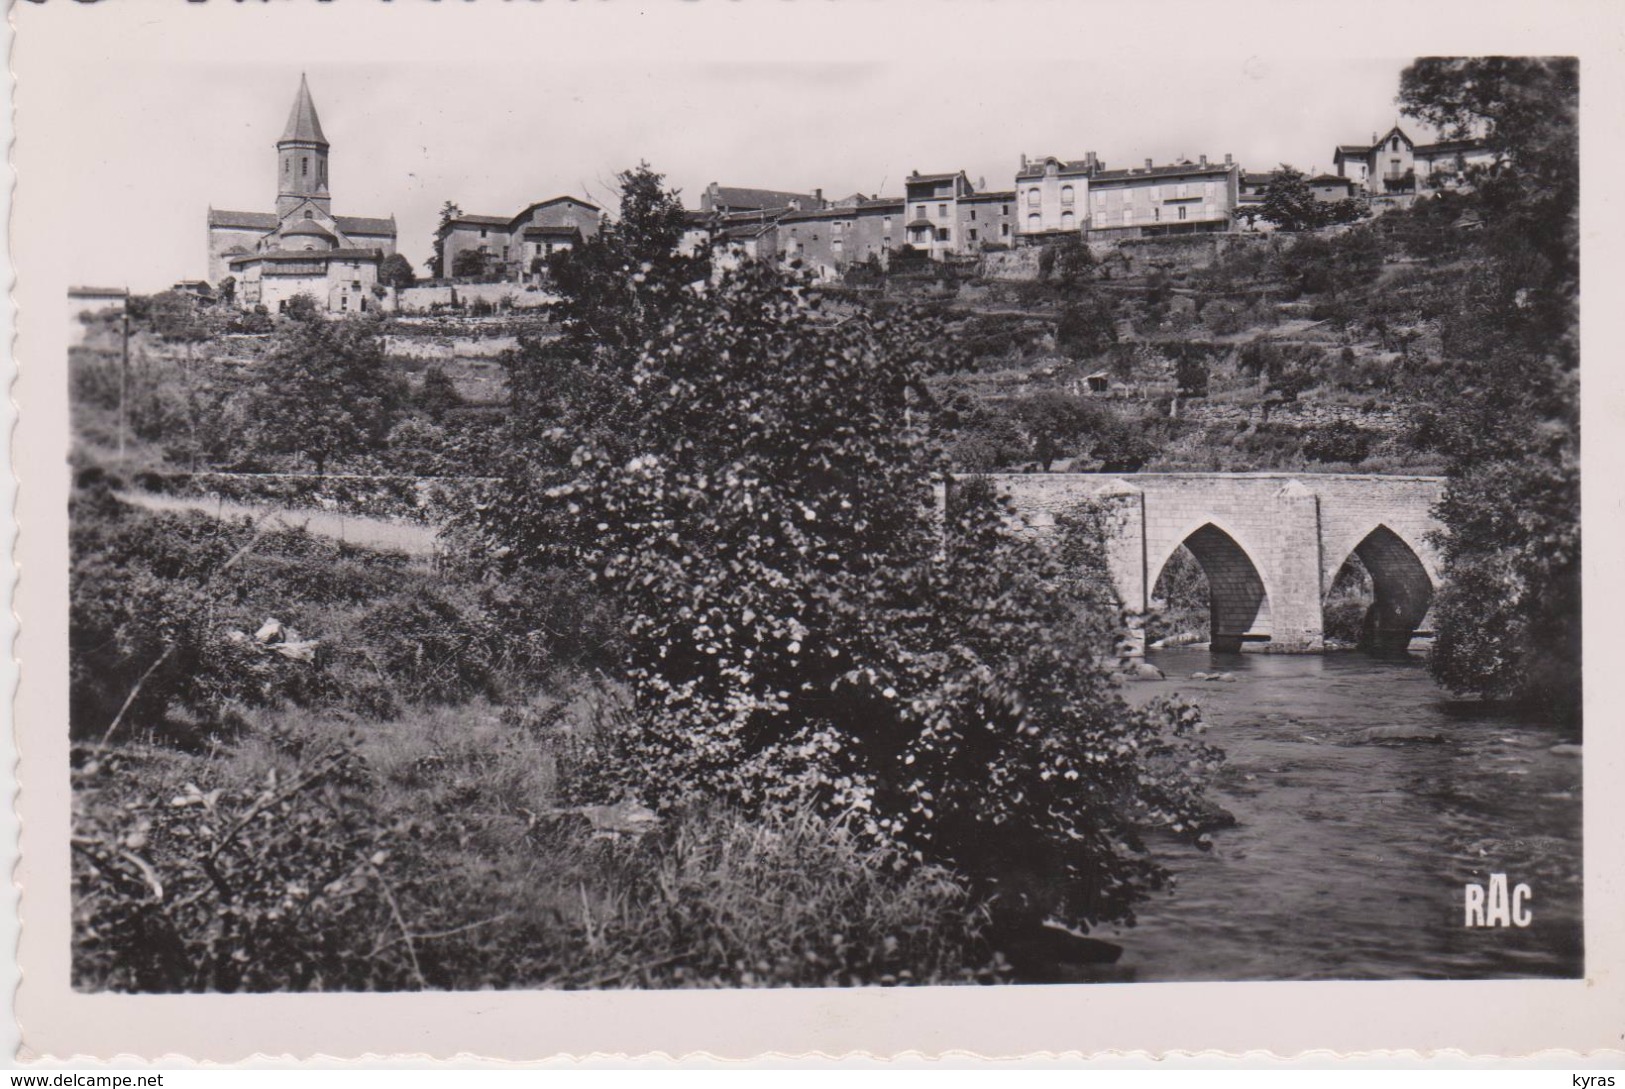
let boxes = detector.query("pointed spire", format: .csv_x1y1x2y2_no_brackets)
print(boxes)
280,73,328,146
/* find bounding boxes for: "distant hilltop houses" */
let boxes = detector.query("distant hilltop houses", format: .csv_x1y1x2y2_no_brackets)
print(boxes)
191,78,1497,314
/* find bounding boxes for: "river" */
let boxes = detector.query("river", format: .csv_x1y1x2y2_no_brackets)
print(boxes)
1106,647,1583,981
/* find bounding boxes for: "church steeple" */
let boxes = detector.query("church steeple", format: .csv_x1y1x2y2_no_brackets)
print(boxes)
276,74,331,218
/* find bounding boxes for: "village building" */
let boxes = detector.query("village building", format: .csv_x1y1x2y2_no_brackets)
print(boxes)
1332,126,1417,196
207,76,401,313
1308,173,1360,202
436,196,603,283
1086,155,1239,240
1413,138,1497,191
68,286,128,347
1013,153,1100,241
899,171,1012,259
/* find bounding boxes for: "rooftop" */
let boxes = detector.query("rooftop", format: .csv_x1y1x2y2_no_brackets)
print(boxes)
1091,161,1235,183
280,74,328,146
335,214,397,236
209,209,280,231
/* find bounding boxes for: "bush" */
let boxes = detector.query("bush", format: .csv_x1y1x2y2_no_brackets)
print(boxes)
476,254,1224,935
1303,419,1373,464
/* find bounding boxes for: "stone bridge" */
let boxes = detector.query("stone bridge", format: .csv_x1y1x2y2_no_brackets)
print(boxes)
981,473,1446,653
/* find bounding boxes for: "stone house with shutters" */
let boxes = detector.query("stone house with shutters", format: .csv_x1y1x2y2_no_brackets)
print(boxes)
902,171,1014,260
1333,125,1417,196
1014,153,1100,241
1086,155,1240,240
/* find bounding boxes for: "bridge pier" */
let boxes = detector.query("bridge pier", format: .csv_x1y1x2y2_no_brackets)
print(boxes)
1267,480,1326,652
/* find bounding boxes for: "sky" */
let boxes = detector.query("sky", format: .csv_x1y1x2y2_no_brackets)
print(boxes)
16,3,1445,293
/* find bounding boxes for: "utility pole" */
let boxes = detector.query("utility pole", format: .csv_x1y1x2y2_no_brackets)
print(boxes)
117,303,130,461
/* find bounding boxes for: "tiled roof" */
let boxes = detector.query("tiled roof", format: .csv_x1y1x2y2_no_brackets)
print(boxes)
963,190,1016,202
779,207,856,224
1334,144,1372,158
229,247,383,266
707,186,818,212
523,225,583,238
209,209,279,231
1309,174,1353,186
335,215,397,235
69,286,129,298
1241,172,1275,185
1015,159,1094,181
281,74,328,145
857,198,904,211
907,172,961,185
906,218,936,230
1090,162,1235,183
1414,138,1489,156
444,215,512,230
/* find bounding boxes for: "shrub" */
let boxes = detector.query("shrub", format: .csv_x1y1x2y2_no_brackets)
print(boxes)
1304,419,1373,464
475,255,1224,935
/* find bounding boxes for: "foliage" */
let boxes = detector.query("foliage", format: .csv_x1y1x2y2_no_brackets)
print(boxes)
216,277,237,307
1399,56,1579,715
1303,419,1373,465
1257,166,1370,232
73,725,1004,991
451,250,491,281
247,315,407,475
380,253,417,290
1010,390,1107,471
472,245,1222,934
430,201,462,280
414,364,465,423
1054,295,1118,360
283,294,322,323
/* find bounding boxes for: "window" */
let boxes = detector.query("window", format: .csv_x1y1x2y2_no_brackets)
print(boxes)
1027,188,1040,207
1027,212,1040,231
501,246,509,259
883,236,891,248
967,228,978,242
883,216,892,231
302,157,309,177
283,159,289,175
1061,211,1075,229
352,280,361,290
937,203,948,219
1153,207,1161,222
304,209,314,219
936,227,950,242
1001,223,1010,237
1178,206,1188,221
1001,204,1008,215
1061,185,1075,205
1391,136,1400,151
480,228,488,239
969,209,977,221
914,205,926,219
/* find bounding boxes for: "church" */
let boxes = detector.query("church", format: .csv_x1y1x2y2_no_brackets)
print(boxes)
206,76,400,313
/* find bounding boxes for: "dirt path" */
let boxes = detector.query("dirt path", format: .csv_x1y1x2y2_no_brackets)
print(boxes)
118,491,444,558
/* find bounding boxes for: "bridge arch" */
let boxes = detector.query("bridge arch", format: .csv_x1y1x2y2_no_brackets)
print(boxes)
1328,524,1435,652
1151,521,1273,653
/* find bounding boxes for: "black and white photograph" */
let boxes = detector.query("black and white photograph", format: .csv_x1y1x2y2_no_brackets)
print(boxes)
12,0,1622,1062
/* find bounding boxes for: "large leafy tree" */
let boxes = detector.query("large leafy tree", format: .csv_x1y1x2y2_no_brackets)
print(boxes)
466,166,1221,936
1399,57,1579,715
249,316,407,475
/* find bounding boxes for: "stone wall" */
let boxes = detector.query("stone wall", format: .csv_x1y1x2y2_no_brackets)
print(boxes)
1178,399,1410,432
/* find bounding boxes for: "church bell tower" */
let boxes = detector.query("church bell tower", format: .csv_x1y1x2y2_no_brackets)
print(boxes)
276,74,332,218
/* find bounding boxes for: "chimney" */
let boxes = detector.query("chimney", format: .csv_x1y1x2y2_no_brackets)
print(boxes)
1020,153,1028,169
1144,158,1153,170
1199,154,1208,166
1225,152,1233,165
814,187,823,205
977,175,986,191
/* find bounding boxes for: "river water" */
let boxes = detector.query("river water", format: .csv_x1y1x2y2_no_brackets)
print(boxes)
1106,647,1583,981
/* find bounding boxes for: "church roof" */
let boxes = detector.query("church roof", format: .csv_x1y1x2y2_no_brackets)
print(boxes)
334,214,397,236
228,247,382,267
209,209,279,230
281,74,328,146
282,219,336,239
